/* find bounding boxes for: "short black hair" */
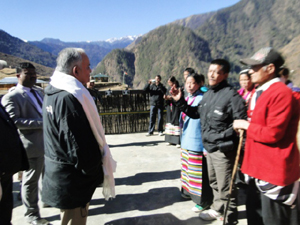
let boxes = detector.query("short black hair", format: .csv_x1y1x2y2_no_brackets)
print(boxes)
184,67,195,74
156,75,161,80
16,62,35,73
210,59,230,74
279,67,289,77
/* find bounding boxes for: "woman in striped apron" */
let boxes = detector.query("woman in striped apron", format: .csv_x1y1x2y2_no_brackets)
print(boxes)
179,73,213,212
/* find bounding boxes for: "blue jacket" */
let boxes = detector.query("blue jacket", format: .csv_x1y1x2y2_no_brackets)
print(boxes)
180,90,204,152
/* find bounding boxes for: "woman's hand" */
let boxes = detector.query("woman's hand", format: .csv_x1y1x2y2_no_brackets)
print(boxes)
170,86,182,102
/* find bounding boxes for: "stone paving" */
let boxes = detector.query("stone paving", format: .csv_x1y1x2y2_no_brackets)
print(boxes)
12,132,247,225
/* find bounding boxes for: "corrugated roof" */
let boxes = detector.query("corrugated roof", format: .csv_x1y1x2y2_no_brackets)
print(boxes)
0,77,47,84
92,73,109,78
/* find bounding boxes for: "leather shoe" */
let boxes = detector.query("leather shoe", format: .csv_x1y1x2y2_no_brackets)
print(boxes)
29,218,49,225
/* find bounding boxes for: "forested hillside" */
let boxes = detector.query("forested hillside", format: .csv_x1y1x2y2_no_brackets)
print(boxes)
0,30,56,67
94,0,300,88
96,25,211,88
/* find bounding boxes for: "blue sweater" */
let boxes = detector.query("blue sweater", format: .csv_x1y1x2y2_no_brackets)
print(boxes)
180,90,204,152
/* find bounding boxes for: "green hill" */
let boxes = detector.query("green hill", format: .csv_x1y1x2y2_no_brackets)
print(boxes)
95,25,211,88
92,49,135,85
196,0,300,72
0,30,56,67
94,0,300,88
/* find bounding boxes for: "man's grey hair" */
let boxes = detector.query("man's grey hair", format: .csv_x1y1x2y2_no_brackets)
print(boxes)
55,48,85,74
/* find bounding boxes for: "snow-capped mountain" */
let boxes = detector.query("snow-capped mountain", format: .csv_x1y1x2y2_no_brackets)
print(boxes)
28,35,142,68
105,35,141,43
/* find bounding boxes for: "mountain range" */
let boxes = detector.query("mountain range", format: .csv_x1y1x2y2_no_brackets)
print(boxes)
94,0,300,88
0,31,140,70
1,0,300,88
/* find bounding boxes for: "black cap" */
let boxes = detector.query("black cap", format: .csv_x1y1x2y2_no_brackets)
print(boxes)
240,47,284,68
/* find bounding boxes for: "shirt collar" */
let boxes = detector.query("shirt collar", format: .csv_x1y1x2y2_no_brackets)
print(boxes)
16,83,31,92
256,77,280,92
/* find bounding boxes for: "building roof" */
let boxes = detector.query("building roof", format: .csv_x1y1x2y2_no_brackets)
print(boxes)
92,73,109,78
0,77,47,84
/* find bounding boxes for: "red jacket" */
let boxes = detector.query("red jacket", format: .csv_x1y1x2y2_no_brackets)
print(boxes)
242,82,300,186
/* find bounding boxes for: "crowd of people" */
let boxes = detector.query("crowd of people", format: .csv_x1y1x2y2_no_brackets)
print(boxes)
144,47,300,225
0,46,299,225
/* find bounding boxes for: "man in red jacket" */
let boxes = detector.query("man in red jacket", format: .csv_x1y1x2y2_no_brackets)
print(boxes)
233,47,300,225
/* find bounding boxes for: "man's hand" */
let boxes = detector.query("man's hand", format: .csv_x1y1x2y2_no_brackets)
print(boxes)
233,119,250,133
170,86,182,102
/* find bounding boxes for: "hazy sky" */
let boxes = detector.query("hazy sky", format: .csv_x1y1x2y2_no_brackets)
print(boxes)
1,0,240,42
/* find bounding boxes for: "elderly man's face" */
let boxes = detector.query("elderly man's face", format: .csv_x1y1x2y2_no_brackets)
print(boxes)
17,68,37,88
249,64,275,86
75,53,91,85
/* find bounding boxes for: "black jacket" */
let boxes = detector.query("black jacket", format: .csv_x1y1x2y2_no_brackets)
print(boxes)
0,104,29,176
42,85,104,209
144,82,166,106
177,80,247,153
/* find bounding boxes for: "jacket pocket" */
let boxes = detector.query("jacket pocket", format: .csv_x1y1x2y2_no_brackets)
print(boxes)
210,106,229,129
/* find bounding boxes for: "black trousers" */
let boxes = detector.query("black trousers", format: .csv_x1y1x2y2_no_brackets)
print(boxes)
246,180,299,225
148,105,164,133
0,174,13,225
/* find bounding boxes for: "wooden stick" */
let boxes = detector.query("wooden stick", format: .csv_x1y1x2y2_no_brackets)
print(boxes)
223,129,244,225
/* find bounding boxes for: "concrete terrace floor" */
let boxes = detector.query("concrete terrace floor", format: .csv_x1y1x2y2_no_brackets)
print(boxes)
12,132,247,225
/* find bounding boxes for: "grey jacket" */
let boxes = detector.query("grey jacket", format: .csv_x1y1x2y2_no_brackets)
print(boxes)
1,86,44,158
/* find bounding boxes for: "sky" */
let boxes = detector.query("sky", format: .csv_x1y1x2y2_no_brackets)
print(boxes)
1,0,240,42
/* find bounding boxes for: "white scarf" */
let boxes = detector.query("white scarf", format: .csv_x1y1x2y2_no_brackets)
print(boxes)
50,70,116,200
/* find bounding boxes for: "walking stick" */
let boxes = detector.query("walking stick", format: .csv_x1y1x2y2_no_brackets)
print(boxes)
223,129,244,225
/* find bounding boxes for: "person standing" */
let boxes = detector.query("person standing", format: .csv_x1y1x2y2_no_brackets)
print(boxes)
279,67,300,92
86,79,102,107
237,69,255,107
42,48,116,225
1,62,48,225
0,103,29,225
183,67,195,98
172,59,246,225
164,76,181,146
233,47,300,225
179,73,213,212
144,75,166,136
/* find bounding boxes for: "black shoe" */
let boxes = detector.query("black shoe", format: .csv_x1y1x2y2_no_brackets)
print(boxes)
42,203,52,208
181,193,191,199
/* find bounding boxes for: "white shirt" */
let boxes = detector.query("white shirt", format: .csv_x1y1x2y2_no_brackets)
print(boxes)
249,77,280,111
16,84,43,114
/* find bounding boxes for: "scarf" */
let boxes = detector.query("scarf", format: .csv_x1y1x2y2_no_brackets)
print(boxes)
50,70,116,200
